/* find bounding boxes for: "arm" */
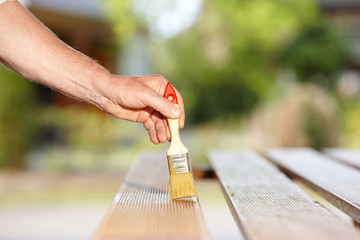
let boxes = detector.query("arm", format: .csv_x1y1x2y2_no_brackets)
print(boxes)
0,1,185,144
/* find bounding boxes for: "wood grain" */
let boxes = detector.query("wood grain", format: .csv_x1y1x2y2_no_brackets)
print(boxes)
324,148,360,170
209,150,360,240
267,148,360,224
93,152,208,240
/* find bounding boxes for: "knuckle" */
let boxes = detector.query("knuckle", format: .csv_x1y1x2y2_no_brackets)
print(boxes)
152,74,163,79
152,74,167,83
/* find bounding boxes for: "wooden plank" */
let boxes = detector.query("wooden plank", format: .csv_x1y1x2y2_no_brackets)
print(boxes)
93,152,208,240
267,148,360,224
324,148,360,170
209,150,360,240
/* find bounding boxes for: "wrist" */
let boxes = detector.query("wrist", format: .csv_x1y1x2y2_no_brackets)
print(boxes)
86,64,115,111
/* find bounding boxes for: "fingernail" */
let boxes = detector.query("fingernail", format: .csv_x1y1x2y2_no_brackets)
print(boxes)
171,104,181,117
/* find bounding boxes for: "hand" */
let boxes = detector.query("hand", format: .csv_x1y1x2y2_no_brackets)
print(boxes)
91,74,185,144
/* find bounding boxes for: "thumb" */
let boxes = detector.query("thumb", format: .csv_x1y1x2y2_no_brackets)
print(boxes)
145,91,181,119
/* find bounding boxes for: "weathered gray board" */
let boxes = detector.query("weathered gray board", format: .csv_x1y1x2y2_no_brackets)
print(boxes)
324,148,360,170
209,150,360,240
267,148,360,224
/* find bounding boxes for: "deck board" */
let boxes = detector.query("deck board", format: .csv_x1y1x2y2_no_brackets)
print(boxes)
267,148,360,224
93,152,208,240
324,148,360,170
209,150,360,240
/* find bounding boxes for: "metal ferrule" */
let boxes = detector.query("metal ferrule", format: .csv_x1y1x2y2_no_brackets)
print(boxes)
167,153,191,174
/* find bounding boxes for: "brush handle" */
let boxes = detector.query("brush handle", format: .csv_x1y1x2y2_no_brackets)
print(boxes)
167,118,188,155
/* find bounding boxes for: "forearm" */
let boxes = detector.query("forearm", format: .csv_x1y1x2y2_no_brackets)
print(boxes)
0,1,108,105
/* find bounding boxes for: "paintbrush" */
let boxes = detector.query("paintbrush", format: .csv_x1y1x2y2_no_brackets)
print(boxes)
164,82,196,200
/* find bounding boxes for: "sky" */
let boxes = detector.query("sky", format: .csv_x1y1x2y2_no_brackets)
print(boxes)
133,0,203,39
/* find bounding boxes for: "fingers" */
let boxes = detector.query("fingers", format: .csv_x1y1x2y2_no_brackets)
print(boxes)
143,90,181,119
144,118,159,144
144,111,169,144
151,112,168,143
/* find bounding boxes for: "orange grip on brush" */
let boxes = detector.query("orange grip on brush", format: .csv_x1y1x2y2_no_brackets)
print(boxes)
164,82,178,104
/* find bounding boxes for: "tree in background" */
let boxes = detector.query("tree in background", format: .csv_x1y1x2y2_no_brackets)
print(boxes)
279,22,350,89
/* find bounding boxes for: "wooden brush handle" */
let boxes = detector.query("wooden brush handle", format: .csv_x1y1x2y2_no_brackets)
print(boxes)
168,118,181,145
167,115,188,155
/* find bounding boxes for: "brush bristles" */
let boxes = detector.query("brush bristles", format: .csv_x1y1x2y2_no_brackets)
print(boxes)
169,172,196,200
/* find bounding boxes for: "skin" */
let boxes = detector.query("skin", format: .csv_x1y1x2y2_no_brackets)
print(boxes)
0,1,185,144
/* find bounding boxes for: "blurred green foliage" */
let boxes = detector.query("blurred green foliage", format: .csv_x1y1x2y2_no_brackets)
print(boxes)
37,106,159,151
103,0,349,124
154,0,317,123
279,22,350,88
340,98,360,147
31,106,159,172
0,65,38,168
101,0,142,48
